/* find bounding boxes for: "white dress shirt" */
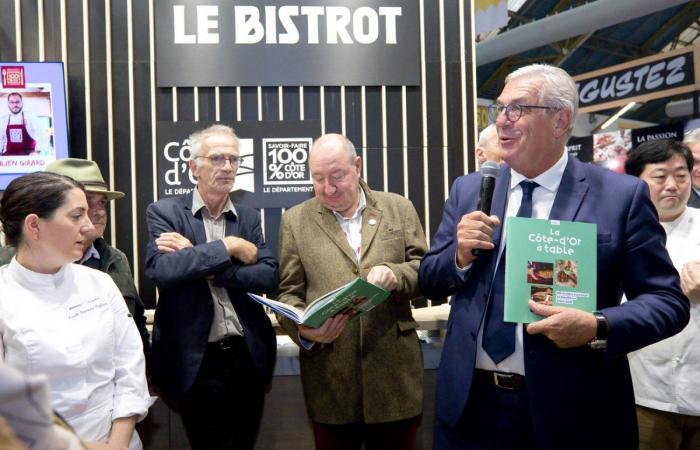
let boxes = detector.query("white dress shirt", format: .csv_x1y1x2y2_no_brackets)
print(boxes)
628,206,700,415
474,151,568,375
332,189,367,262
0,259,153,448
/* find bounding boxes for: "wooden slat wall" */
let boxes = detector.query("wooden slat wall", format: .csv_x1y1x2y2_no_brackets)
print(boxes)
0,0,477,307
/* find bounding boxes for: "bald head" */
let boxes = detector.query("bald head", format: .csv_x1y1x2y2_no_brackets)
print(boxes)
309,133,362,217
476,124,502,165
310,133,357,163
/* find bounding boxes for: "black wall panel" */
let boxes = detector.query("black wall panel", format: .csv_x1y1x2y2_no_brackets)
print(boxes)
1,0,476,307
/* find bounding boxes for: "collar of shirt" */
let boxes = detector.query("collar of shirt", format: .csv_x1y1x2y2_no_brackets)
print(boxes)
191,186,237,220
509,149,568,194
331,188,367,222
506,150,568,220
78,244,100,264
661,206,694,237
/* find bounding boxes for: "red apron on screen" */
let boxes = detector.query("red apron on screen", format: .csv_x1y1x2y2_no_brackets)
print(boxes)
4,113,37,155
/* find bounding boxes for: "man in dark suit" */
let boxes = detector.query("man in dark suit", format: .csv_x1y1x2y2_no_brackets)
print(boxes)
419,64,689,450
145,124,277,450
683,128,700,208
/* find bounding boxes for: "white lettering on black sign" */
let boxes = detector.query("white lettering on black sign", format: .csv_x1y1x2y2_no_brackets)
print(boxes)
576,54,693,108
263,138,312,186
156,0,419,86
172,5,402,45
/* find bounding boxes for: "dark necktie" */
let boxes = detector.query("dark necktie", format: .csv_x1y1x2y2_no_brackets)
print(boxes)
482,180,539,364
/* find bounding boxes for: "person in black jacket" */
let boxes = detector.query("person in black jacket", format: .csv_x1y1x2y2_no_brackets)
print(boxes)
144,124,278,450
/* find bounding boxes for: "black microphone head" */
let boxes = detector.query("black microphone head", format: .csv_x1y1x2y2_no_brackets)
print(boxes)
480,160,500,179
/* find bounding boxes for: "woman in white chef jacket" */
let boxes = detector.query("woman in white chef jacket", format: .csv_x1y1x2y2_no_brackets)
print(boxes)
0,172,153,450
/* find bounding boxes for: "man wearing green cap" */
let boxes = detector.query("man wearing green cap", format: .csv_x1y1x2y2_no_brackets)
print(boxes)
0,158,150,364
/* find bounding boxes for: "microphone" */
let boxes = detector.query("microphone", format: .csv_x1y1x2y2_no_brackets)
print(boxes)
472,160,501,256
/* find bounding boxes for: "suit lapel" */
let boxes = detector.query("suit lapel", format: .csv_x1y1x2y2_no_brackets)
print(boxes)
224,210,239,238
360,205,382,259
182,194,208,245
549,157,588,221
312,206,358,264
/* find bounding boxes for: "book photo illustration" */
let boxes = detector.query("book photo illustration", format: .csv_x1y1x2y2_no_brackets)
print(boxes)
504,217,597,323
248,278,391,328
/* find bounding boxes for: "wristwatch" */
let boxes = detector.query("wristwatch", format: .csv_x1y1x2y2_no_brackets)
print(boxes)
588,311,608,349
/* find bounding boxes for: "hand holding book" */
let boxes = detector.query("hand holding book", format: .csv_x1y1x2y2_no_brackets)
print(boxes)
298,313,351,344
526,300,598,348
366,265,398,291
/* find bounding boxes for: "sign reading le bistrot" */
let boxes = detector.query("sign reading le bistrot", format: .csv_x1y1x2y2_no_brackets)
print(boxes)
155,0,420,87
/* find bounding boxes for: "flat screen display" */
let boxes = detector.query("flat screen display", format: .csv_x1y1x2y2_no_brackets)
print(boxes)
0,62,69,190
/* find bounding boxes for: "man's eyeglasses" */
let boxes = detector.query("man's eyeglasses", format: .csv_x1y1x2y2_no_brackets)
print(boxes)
487,103,559,123
197,155,241,167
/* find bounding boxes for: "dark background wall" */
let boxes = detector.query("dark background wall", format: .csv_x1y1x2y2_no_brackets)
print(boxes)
0,0,476,307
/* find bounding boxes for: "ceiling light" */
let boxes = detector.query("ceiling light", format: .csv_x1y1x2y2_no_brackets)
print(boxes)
600,102,637,130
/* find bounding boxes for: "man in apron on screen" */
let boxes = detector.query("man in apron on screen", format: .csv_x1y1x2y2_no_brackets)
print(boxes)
0,91,49,156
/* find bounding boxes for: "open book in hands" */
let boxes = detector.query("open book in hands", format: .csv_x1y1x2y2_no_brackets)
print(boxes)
248,278,391,328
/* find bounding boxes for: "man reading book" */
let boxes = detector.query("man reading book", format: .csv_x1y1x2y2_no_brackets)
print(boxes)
276,133,428,450
419,64,689,450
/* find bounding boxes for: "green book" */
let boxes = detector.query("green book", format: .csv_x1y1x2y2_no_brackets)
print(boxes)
504,217,597,323
248,278,391,328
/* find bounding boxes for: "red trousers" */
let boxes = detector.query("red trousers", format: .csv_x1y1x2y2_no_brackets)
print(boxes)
312,415,421,450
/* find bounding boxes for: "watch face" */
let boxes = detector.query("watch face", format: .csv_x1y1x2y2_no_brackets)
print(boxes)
588,339,607,350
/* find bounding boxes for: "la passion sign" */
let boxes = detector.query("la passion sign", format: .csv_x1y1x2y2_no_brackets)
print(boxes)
155,0,420,87
574,44,700,113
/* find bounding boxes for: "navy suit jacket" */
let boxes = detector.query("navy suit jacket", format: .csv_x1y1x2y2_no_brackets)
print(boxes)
419,156,689,450
689,188,700,208
145,193,278,399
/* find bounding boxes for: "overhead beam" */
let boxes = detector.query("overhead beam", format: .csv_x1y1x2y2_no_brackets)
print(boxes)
640,2,698,53
476,0,690,66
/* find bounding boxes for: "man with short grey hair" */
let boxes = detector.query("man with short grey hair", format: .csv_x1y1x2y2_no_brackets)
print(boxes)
682,128,700,207
145,124,277,450
420,63,689,450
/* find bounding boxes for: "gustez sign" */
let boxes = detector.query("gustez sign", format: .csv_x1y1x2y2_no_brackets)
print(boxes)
574,44,700,113
155,0,420,87
156,121,321,208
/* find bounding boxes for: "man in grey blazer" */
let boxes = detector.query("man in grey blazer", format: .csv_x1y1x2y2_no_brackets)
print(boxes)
276,133,428,450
